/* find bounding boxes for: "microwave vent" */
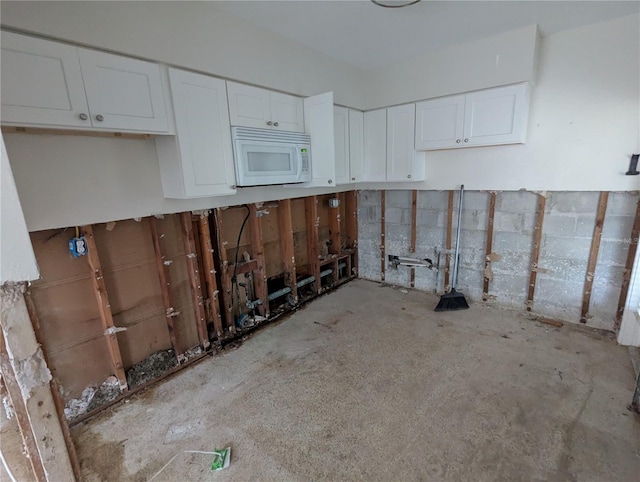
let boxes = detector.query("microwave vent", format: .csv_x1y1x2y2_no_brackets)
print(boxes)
231,126,310,144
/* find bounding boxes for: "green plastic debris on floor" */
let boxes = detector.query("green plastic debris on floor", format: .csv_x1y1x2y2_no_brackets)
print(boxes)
211,447,231,471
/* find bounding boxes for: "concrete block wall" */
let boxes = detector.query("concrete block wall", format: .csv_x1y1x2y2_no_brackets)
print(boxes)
358,190,639,330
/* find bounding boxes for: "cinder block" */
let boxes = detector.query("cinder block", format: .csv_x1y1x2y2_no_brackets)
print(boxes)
458,247,486,270
535,256,588,283
416,209,440,227
462,191,489,210
460,209,488,231
416,225,446,251
456,267,484,301
534,277,583,316
359,205,382,224
541,235,592,259
593,264,626,286
543,214,578,237
358,190,381,207
417,190,449,210
597,240,629,266
414,268,439,293
384,264,411,286
457,229,488,249
491,249,531,274
385,207,404,224
496,191,538,213
606,192,640,216
386,190,412,208
547,191,599,214
386,224,410,245
493,231,534,253
574,214,598,238
494,211,526,233
601,215,636,241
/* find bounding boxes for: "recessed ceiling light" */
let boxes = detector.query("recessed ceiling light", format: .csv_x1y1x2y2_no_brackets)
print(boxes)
371,0,422,8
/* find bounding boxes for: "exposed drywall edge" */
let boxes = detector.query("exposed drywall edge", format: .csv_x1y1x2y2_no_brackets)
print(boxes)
0,135,39,282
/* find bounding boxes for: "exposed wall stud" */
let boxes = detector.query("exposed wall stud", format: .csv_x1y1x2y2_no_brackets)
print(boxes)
580,192,609,323
444,190,454,292
278,199,298,302
213,208,235,333
24,291,82,481
197,213,224,339
0,329,47,482
616,196,640,328
483,192,497,301
249,204,269,317
526,195,546,312
180,212,210,350
81,224,128,390
329,196,342,256
148,216,185,361
410,190,418,288
381,190,386,281
305,196,321,294
344,190,359,275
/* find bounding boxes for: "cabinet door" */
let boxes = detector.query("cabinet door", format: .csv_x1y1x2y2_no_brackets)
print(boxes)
78,49,169,133
269,92,304,132
463,83,530,147
156,69,235,198
334,106,350,185
415,94,465,150
348,109,364,182
227,82,271,129
363,109,387,182
1,32,90,128
301,91,335,187
387,104,418,182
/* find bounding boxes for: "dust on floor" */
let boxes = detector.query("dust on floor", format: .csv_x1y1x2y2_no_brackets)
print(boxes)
71,280,640,481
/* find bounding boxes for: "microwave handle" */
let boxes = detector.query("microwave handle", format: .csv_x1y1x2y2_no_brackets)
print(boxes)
295,147,302,180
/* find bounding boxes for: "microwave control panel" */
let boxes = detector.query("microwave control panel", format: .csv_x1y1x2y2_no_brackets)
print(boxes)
301,148,310,173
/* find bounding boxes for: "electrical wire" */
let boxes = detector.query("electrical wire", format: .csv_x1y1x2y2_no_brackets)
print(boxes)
231,206,251,323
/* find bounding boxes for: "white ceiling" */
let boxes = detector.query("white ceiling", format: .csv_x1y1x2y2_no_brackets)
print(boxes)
215,0,640,69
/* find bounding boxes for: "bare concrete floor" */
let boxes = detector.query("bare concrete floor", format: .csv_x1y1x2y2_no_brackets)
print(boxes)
66,280,640,481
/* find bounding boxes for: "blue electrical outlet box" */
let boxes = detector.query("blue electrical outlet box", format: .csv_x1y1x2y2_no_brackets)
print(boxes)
69,236,88,258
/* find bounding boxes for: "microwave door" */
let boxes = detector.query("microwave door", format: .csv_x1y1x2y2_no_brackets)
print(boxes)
240,143,297,185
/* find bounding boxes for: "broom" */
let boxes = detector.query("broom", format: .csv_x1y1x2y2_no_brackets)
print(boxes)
435,184,469,312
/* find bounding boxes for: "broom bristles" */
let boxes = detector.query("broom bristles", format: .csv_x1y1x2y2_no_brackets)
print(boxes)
434,288,469,312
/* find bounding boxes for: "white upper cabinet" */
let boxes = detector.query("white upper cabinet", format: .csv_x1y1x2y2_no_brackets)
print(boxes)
387,104,425,182
463,83,530,146
1,31,169,133
300,91,335,187
415,94,465,150
415,83,530,150
77,49,169,133
334,106,350,185
227,82,304,132
156,68,235,198
364,109,387,182
348,109,364,183
1,31,90,128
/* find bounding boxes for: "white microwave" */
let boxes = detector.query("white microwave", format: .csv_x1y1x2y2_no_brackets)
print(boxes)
231,127,311,186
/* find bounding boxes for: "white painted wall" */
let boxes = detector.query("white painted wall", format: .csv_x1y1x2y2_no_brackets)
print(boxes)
362,14,640,192
618,246,640,347
0,135,39,281
0,1,365,108
365,25,540,109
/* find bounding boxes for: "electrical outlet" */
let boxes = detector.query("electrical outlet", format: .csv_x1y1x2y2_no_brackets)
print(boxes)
69,236,87,258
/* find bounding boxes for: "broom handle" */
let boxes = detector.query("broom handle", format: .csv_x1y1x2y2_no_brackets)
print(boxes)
451,185,464,289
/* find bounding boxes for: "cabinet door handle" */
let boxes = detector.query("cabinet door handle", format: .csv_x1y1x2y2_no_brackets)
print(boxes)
96,114,104,122
351,177,356,181
456,139,461,144
328,179,333,184
464,138,469,143
407,174,412,179
79,113,88,121
273,122,279,127
266,121,273,126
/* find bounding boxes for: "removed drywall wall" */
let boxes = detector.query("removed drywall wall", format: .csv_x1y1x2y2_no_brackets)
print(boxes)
359,189,640,331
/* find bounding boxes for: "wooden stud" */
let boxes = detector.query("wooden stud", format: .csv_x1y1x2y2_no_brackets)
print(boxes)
344,190,359,276
483,192,497,301
444,190,454,292
81,225,128,391
0,329,47,482
305,196,321,294
213,208,235,333
180,212,210,350
381,190,386,281
580,192,609,323
616,196,640,328
526,195,547,312
148,216,185,361
410,190,418,288
329,196,341,256
249,204,269,317
24,291,82,481
197,213,224,339
278,199,298,302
